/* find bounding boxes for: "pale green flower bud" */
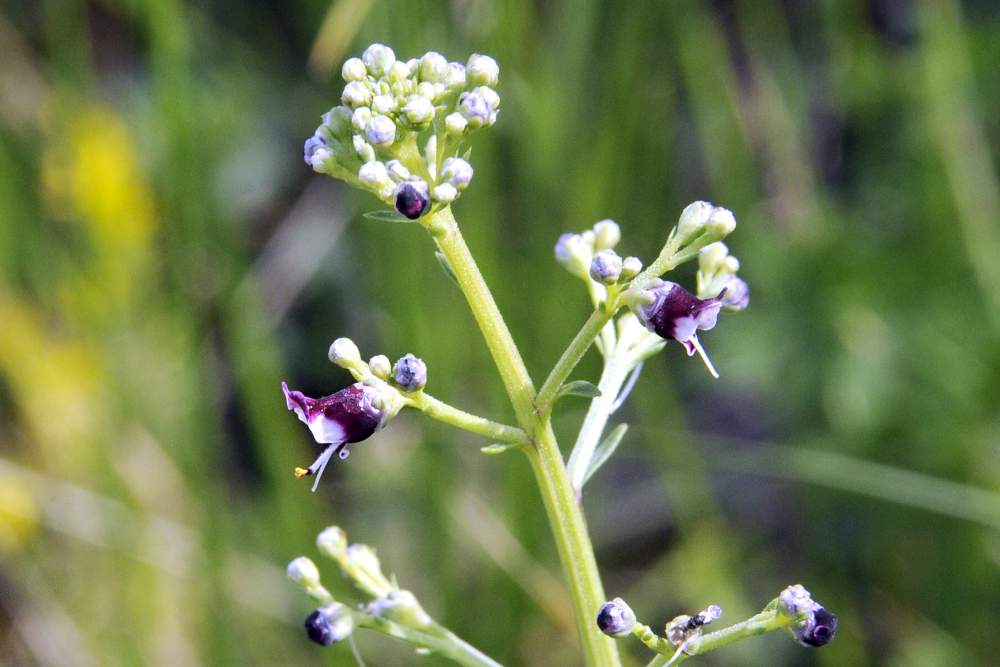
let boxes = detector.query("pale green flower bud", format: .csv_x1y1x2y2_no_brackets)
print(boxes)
322,106,353,138
365,115,396,147
372,94,395,115
554,232,594,278
341,57,367,82
368,590,433,629
466,53,499,87
432,182,457,203
358,161,389,190
316,526,348,559
592,219,621,250
351,107,372,132
459,91,490,128
677,200,714,238
474,85,500,110
386,159,410,183
402,95,435,124
353,135,375,163
706,206,736,238
362,43,395,77
445,112,468,135
328,337,362,368
386,60,410,83
287,556,321,589
698,241,729,274
441,157,473,189
621,256,643,280
419,51,449,82
369,355,391,380
416,81,436,101
723,255,740,273
405,58,420,75
341,81,371,108
445,62,466,89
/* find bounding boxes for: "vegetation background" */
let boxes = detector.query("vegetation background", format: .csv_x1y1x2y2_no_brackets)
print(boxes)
1,1,999,665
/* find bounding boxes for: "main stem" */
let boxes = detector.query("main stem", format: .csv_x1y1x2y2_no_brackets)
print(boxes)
427,207,622,667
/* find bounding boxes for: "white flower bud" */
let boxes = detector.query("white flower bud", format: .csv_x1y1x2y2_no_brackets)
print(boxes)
341,57,367,82
707,206,736,238
351,106,372,131
361,43,395,77
369,355,391,379
353,135,375,163
287,556,321,589
459,91,490,128
316,526,348,558
371,94,395,115
445,112,468,135
677,200,714,238
358,161,389,189
590,250,623,285
474,86,500,110
419,51,448,82
698,242,729,274
441,157,473,189
365,115,396,147
341,81,372,107
322,106,353,137
386,60,410,83
554,232,594,278
445,62,466,89
432,182,458,203
592,219,621,250
722,255,740,273
416,81,436,101
621,256,643,280
402,95,435,124
328,337,362,367
345,544,382,576
386,159,410,183
466,53,499,87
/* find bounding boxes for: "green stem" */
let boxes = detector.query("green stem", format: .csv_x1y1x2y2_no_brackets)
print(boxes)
363,616,503,667
426,207,622,667
410,393,527,443
535,307,617,416
643,609,792,667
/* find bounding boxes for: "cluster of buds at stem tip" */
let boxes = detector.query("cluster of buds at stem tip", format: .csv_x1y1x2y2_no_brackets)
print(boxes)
697,241,749,311
671,200,737,255
555,219,643,284
282,337,422,490
303,43,499,218
778,585,838,648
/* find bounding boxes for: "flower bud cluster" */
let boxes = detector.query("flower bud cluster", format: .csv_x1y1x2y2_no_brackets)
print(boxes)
697,242,749,311
674,201,737,250
778,585,838,648
555,219,642,286
304,44,500,217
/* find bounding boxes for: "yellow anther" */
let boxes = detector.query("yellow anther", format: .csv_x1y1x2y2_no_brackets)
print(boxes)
294,467,311,479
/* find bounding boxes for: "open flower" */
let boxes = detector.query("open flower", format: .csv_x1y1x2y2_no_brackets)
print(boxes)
282,382,386,490
632,280,723,378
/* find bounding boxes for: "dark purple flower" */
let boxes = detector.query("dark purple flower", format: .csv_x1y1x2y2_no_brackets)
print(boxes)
303,135,326,165
304,605,352,646
282,382,385,490
596,598,635,637
636,280,723,378
794,607,838,647
394,179,430,219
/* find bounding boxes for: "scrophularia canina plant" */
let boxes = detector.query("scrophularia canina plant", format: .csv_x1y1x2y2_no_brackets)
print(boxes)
284,43,836,666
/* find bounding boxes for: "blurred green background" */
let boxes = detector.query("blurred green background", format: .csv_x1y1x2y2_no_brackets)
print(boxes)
1,0,999,665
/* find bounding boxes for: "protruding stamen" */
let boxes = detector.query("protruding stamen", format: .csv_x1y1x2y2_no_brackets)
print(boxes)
294,467,310,479
688,336,719,379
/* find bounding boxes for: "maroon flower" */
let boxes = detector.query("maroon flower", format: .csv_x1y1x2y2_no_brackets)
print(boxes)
282,382,385,490
636,280,723,378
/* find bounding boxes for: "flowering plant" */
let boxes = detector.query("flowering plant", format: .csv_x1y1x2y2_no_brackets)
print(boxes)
285,43,835,666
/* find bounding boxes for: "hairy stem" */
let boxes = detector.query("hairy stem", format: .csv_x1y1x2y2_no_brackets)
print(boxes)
426,207,622,667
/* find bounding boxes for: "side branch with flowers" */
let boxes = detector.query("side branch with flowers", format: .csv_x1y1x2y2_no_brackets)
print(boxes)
283,43,837,666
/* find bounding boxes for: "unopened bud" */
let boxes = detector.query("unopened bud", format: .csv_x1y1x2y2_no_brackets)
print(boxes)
596,598,635,637
365,115,396,147
419,51,449,82
369,355,391,379
403,95,435,125
316,526,348,558
676,200,714,238
590,250,623,285
621,256,643,280
305,604,353,646
592,219,621,250
287,556,321,589
328,338,362,367
433,182,457,203
369,590,433,629
441,157,473,189
394,179,430,219
341,57,367,82
393,354,427,392
706,206,736,238
445,112,468,135
341,81,372,108
361,43,395,77
466,54,499,87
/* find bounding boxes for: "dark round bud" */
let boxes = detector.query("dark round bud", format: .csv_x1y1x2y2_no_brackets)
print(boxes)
393,353,427,391
596,599,635,638
305,608,338,646
394,180,430,219
799,607,838,647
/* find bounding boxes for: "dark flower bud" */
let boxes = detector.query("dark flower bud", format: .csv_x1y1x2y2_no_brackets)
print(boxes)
596,598,636,637
393,353,427,391
305,604,353,646
282,382,386,490
794,607,838,647
633,280,723,377
394,179,430,219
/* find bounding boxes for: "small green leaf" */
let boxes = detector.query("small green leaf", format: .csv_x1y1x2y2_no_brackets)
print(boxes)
362,210,413,223
435,251,459,286
556,381,602,400
461,147,472,163
582,423,628,486
480,442,522,455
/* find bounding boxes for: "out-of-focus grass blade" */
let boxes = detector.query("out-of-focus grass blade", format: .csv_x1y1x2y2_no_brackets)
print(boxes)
309,0,374,79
